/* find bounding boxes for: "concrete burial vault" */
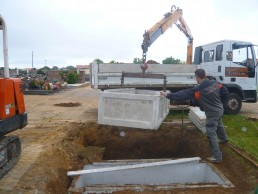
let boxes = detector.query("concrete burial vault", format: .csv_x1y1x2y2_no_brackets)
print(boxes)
98,88,170,130
68,157,234,193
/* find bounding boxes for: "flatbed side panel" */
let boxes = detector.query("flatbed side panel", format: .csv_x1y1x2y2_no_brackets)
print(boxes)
98,63,199,73
91,63,200,89
97,84,196,91
97,73,197,89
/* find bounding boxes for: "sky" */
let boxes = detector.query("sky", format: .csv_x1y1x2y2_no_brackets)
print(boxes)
0,0,258,69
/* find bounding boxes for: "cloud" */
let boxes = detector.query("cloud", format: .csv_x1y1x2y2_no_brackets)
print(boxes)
0,0,257,68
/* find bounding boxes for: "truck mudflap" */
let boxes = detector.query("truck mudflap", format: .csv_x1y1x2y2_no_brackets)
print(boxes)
0,136,21,179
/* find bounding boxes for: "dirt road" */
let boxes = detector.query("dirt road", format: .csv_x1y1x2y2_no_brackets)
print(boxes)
0,86,99,193
0,86,257,194
241,101,258,117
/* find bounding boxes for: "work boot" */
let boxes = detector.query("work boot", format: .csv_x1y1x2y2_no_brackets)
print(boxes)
218,139,228,144
207,156,222,163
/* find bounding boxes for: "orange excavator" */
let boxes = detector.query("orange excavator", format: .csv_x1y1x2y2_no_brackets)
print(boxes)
141,5,193,72
0,15,27,178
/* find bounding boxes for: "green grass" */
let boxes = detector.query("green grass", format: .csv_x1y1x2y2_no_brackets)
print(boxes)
167,110,258,161
223,114,258,161
166,110,189,120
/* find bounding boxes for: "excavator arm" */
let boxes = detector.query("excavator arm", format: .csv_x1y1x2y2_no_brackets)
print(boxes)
141,5,193,71
0,15,27,179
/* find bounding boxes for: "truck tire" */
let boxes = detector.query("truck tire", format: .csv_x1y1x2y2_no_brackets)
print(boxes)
223,93,242,115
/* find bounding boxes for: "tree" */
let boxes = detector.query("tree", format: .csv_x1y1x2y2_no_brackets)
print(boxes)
19,69,27,75
133,57,142,64
37,69,46,75
52,66,59,70
146,60,159,64
109,60,116,63
42,66,51,70
67,72,78,84
109,60,124,64
66,65,76,70
93,58,104,64
162,56,182,64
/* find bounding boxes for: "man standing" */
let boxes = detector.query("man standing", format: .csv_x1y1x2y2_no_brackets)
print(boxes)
160,69,229,162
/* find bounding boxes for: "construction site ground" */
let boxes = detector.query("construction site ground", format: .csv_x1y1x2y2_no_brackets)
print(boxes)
0,86,257,194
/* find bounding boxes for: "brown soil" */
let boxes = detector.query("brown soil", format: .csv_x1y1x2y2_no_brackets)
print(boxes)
54,102,81,107
0,86,257,194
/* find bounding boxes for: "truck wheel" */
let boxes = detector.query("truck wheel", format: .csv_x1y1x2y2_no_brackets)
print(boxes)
223,93,242,115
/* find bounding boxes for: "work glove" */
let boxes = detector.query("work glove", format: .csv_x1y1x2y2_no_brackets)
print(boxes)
160,91,171,97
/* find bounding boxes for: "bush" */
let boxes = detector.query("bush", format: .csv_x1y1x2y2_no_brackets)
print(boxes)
67,72,78,84
37,69,46,75
29,79,39,88
162,56,182,64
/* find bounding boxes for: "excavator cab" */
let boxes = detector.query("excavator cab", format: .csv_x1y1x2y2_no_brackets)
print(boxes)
0,15,27,178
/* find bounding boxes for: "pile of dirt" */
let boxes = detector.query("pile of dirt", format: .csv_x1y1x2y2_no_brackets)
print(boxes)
54,102,81,107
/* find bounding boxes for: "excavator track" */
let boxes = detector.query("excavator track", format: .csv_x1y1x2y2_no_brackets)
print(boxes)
0,136,21,179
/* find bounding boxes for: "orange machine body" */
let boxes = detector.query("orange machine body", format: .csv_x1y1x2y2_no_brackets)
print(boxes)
0,78,25,120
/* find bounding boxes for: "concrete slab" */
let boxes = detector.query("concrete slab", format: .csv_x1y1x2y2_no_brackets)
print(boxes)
68,158,234,193
67,82,89,88
98,88,170,130
188,107,206,133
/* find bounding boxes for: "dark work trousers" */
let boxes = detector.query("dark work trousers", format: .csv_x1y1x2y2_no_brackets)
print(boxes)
205,112,228,160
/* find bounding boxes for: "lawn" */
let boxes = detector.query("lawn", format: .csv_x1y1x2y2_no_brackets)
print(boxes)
167,109,258,161
165,109,189,120
223,114,258,161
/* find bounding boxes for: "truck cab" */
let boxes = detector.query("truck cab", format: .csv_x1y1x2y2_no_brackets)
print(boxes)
194,40,257,114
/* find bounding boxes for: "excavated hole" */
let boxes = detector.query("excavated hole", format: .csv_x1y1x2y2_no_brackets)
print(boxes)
63,122,256,194
83,124,201,161
66,123,237,193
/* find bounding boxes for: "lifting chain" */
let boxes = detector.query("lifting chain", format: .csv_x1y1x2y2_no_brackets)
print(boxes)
140,51,148,74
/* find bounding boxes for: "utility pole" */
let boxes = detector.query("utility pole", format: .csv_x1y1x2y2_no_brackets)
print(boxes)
44,60,47,66
32,51,33,69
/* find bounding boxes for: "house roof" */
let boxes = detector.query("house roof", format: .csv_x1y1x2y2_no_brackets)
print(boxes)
76,65,90,69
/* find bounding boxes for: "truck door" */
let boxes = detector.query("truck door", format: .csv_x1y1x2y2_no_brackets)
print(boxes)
228,42,257,101
201,43,225,81
229,43,256,87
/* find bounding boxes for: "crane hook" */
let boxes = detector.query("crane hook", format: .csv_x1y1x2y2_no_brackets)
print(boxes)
171,5,178,12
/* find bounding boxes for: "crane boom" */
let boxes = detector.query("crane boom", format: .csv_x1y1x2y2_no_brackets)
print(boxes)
141,5,193,71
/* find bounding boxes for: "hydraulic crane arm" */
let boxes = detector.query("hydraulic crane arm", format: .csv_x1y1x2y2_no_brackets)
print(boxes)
141,5,193,71
175,16,193,65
